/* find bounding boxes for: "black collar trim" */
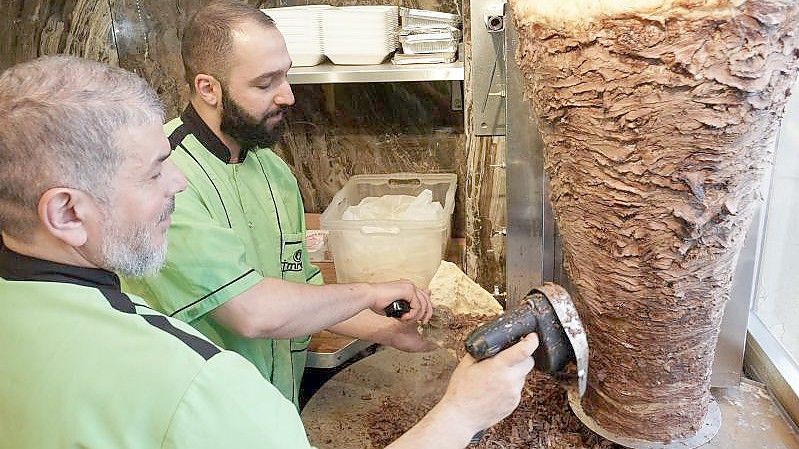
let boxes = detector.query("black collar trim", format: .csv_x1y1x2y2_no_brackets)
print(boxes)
180,103,248,164
0,243,221,360
0,243,121,290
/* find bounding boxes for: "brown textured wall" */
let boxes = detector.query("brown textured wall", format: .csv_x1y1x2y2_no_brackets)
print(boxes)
462,0,506,290
0,0,118,70
0,0,506,290
278,82,465,215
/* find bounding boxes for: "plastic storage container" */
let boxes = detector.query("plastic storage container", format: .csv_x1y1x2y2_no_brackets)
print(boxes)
321,173,457,288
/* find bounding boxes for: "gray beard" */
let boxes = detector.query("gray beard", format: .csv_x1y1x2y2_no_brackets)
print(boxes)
98,199,173,277
100,224,167,278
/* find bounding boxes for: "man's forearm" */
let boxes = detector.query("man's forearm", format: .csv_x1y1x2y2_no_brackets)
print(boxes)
212,278,376,339
385,403,474,449
327,310,397,345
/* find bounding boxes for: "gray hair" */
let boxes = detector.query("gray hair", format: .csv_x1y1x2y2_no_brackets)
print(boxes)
0,55,164,241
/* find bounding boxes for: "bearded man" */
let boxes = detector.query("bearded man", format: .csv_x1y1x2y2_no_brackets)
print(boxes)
122,0,437,407
0,54,540,449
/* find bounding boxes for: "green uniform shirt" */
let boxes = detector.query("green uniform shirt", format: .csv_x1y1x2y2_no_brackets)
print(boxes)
123,104,322,406
0,245,312,449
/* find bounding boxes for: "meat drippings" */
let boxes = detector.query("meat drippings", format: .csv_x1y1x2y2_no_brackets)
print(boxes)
367,313,623,448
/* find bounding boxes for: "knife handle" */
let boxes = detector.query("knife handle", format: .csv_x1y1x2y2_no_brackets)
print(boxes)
384,300,411,318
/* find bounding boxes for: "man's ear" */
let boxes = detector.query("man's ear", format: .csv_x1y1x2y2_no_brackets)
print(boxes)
37,188,94,248
194,74,222,108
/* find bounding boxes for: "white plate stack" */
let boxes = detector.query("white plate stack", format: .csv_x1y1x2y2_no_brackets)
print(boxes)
322,6,399,65
261,6,331,67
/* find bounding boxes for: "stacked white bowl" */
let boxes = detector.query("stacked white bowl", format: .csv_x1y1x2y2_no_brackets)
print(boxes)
261,6,332,67
322,6,399,65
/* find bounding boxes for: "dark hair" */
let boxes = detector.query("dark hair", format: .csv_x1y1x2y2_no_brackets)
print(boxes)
181,0,276,90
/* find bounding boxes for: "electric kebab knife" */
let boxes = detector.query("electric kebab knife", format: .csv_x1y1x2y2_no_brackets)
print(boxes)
384,284,588,392
464,283,589,444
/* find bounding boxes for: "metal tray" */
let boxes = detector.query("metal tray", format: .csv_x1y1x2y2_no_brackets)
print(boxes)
392,51,457,65
399,34,458,55
400,7,461,28
307,338,376,369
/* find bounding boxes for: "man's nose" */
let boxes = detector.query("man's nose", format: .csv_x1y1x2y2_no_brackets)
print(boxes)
274,80,295,107
165,160,187,195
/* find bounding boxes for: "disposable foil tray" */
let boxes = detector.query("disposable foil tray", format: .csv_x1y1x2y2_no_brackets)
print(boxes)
400,7,461,28
399,33,458,55
392,51,457,64
400,25,462,41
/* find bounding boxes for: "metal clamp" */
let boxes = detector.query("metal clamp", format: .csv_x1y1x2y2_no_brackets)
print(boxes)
470,0,507,136
483,3,505,33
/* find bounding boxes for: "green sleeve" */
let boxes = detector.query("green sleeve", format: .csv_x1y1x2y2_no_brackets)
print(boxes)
161,352,313,449
126,183,263,323
305,262,324,286
303,246,323,286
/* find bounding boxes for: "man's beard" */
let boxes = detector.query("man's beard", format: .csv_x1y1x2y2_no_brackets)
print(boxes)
220,88,289,152
98,198,175,278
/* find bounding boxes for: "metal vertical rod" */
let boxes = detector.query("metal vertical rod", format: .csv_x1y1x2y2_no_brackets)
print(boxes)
503,14,551,308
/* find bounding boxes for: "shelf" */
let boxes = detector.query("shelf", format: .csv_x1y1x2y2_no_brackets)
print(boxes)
287,60,464,84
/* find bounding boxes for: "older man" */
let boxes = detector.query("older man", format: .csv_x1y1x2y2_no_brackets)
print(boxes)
0,55,309,448
122,0,438,406
0,55,539,449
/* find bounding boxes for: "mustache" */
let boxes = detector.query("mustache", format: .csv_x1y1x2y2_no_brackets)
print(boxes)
263,105,291,121
158,198,176,223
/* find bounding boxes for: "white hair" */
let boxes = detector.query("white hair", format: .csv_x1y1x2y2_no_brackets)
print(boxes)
0,55,164,240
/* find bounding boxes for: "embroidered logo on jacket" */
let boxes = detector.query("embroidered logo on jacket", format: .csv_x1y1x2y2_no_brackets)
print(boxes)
282,249,303,272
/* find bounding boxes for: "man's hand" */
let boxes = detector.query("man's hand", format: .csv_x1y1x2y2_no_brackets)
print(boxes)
327,310,436,353
437,333,539,434
366,280,433,324
380,320,437,353
385,333,539,449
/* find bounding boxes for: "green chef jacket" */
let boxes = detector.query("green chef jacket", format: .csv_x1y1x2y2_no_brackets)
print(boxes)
0,245,312,449
123,104,322,406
